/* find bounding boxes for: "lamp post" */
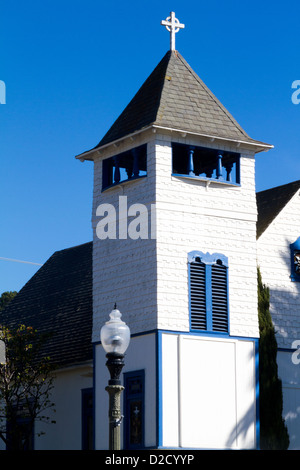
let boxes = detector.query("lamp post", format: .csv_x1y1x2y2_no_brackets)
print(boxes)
100,304,130,450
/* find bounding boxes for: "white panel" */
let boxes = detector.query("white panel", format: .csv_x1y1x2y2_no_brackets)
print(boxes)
234,340,256,448
179,335,237,448
158,334,257,449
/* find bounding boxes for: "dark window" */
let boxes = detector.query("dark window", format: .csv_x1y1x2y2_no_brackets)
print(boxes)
172,143,240,185
190,260,206,330
6,402,34,450
290,237,300,282
124,370,145,449
82,388,93,450
189,251,229,333
102,145,147,190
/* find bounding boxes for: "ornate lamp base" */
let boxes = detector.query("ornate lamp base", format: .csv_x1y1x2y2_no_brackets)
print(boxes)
105,352,125,450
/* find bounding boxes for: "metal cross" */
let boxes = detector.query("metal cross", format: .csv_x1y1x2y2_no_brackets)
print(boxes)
161,12,185,51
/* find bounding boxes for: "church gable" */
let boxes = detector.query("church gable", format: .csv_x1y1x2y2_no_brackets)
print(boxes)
257,182,300,348
257,180,300,238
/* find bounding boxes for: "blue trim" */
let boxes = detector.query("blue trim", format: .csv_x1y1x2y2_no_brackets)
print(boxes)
278,347,297,352
171,142,241,186
188,251,228,266
188,250,229,335
291,236,300,250
92,343,96,450
123,369,145,449
172,174,240,187
101,175,147,193
102,143,147,191
95,328,259,344
157,329,259,342
255,339,260,450
189,329,229,337
236,158,241,185
227,266,231,336
188,147,195,176
156,330,163,448
216,154,223,179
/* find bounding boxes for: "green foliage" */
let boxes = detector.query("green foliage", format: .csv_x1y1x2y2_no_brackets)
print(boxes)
0,291,17,311
258,268,289,450
0,324,56,450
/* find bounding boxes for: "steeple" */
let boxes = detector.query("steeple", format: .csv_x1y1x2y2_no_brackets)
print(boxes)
77,44,272,160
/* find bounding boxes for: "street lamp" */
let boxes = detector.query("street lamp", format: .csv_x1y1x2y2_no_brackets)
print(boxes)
100,304,130,450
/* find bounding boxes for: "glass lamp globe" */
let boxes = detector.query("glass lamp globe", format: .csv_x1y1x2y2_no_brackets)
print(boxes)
100,306,130,355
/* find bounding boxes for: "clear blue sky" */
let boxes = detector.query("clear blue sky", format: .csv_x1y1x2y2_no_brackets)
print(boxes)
1,0,300,293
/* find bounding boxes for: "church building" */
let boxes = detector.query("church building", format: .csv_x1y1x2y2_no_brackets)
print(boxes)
76,12,272,449
3,12,290,450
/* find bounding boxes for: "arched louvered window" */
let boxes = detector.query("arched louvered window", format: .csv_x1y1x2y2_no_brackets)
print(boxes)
188,251,229,334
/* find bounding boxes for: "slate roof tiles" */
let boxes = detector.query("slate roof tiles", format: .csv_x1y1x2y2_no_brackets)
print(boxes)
95,50,269,149
0,242,93,368
256,180,300,238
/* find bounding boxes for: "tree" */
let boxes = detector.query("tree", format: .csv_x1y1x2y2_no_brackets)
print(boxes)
258,268,289,450
0,324,56,450
0,291,17,312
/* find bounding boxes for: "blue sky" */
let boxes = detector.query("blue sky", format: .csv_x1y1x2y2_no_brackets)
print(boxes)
1,0,300,293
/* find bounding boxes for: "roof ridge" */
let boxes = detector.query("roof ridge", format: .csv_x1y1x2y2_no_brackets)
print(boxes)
53,241,92,255
97,51,171,148
257,179,300,195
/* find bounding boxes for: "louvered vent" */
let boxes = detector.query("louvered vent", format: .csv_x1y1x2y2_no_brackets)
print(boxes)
190,262,206,330
211,263,228,332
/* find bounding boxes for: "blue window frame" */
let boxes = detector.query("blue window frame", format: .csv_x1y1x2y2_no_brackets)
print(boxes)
188,251,229,334
172,142,240,185
102,144,147,190
290,237,300,282
123,370,145,449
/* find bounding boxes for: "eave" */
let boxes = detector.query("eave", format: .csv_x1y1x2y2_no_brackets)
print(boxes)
75,124,273,162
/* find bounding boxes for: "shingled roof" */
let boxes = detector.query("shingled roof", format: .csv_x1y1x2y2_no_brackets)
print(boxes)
0,242,93,368
257,180,300,238
77,50,271,159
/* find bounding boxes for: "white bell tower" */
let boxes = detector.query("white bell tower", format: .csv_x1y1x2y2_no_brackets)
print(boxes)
76,12,272,450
